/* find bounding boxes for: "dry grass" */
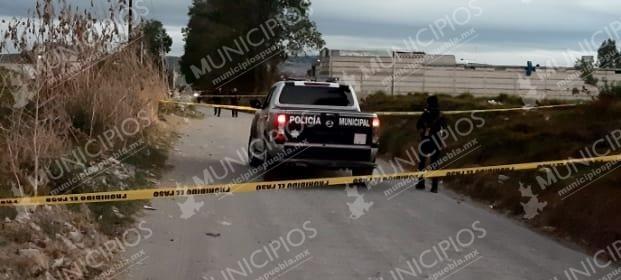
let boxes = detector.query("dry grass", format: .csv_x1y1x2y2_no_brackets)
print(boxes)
0,45,166,197
0,0,166,197
0,1,172,278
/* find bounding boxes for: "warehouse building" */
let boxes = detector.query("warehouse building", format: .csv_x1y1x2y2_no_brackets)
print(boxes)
312,48,621,100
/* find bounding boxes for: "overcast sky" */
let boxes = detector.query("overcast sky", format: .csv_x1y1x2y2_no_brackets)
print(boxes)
2,0,621,66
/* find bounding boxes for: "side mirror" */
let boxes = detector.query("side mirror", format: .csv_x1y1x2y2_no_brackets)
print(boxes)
249,99,262,109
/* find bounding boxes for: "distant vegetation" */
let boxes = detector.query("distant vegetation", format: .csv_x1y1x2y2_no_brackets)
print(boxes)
575,38,621,86
180,0,324,92
143,19,173,67
597,39,621,69
600,80,621,99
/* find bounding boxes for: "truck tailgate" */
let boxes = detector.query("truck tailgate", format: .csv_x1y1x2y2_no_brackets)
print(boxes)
280,111,375,146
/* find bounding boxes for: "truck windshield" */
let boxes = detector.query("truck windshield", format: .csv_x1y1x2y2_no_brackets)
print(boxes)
279,85,354,106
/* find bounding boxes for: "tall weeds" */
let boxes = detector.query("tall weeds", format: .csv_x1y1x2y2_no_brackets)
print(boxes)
0,0,166,197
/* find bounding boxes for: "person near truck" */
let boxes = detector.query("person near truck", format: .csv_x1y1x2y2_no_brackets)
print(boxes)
213,88,222,117
230,88,239,118
415,95,447,193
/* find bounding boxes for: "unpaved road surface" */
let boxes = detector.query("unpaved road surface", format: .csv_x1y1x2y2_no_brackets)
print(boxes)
121,108,609,280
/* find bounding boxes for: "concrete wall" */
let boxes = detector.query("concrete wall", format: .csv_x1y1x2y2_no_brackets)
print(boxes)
318,53,621,101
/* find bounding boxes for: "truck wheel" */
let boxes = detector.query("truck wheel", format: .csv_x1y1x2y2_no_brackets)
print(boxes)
352,167,374,176
247,137,264,167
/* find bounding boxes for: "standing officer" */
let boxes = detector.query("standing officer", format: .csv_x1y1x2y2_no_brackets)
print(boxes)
230,88,239,118
415,96,447,193
213,88,222,117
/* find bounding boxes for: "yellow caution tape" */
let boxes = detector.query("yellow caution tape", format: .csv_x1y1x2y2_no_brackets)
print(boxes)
199,90,267,95
2,154,620,207
159,100,258,113
160,100,577,116
194,95,267,98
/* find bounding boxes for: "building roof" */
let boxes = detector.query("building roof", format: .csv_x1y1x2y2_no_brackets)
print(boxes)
320,48,457,65
321,48,426,58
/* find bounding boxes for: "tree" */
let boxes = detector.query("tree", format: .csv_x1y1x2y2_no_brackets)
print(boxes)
179,0,324,91
597,39,621,69
575,57,598,86
142,20,173,62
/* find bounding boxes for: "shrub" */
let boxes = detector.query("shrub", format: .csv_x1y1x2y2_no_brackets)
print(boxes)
600,80,621,99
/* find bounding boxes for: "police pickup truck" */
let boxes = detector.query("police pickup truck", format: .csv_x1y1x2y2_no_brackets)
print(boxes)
247,81,379,176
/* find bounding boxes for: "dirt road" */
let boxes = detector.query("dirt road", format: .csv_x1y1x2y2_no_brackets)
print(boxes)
120,108,608,280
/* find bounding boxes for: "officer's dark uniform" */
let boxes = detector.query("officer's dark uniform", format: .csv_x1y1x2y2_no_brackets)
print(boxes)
214,89,222,117
415,96,447,193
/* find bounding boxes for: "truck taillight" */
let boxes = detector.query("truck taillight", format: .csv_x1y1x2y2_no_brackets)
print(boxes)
277,114,287,126
372,117,380,128
273,113,287,144
372,116,380,144
273,113,288,128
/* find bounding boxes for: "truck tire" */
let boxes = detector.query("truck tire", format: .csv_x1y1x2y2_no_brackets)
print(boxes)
247,136,263,167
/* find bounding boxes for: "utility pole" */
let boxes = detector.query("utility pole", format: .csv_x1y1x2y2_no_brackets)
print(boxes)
128,0,133,40
391,51,396,96
161,43,170,95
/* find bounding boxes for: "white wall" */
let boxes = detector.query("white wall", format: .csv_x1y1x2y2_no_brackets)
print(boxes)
319,55,621,101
